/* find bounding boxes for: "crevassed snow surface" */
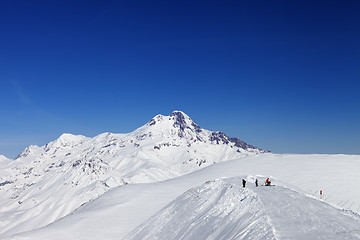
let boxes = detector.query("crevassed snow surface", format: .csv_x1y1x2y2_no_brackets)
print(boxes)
4,156,360,240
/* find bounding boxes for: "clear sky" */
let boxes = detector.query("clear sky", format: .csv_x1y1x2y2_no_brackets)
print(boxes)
0,0,359,158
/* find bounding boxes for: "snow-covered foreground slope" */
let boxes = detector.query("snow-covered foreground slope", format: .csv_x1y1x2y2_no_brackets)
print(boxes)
4,154,360,240
126,178,360,240
126,178,275,240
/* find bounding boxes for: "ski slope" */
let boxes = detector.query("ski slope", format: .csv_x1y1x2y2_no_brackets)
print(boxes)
4,154,360,240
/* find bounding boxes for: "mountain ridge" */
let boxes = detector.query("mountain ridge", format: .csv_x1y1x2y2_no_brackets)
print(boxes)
0,111,269,238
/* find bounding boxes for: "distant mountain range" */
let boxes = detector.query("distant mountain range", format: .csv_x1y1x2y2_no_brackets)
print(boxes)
0,111,269,238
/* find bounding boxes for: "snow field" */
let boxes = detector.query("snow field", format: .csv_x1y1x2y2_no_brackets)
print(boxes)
4,154,360,240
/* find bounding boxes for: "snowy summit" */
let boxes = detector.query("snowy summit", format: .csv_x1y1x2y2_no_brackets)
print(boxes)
0,111,268,238
0,111,359,240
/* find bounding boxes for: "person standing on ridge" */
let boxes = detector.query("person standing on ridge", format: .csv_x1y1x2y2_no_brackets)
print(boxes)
255,179,258,187
242,179,246,188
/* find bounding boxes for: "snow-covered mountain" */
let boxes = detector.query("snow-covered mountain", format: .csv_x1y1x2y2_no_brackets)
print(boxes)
3,155,360,240
0,111,268,238
0,154,10,163
3,111,358,239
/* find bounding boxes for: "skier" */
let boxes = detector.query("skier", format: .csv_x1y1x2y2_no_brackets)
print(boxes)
265,178,271,186
255,179,258,187
242,179,246,188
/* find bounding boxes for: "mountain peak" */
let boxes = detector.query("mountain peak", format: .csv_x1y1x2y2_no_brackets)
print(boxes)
170,110,188,117
143,111,268,152
0,154,10,162
169,111,202,134
145,111,203,140
148,114,165,126
43,133,89,151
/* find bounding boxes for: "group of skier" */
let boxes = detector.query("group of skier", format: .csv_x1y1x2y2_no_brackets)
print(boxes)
242,178,271,187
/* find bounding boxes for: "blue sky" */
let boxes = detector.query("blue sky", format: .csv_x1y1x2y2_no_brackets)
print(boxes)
0,1,359,158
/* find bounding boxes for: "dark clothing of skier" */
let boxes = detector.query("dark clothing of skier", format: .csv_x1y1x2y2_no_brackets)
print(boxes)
242,179,246,188
255,179,258,187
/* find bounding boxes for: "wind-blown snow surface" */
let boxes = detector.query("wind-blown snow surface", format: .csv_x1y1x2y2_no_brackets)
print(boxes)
0,111,267,238
3,154,360,240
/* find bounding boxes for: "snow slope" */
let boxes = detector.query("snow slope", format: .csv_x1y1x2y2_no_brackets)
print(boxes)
0,154,10,164
125,178,275,240
126,177,360,240
0,111,267,238
4,154,360,240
